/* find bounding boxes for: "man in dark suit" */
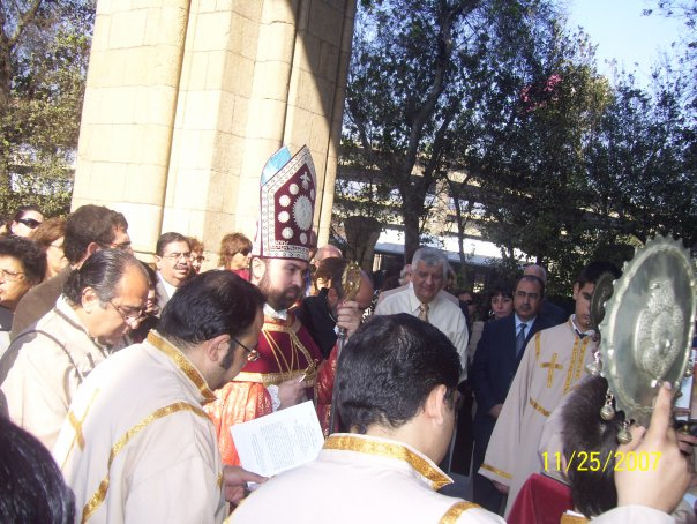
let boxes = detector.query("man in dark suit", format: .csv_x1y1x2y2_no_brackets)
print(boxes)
470,274,551,513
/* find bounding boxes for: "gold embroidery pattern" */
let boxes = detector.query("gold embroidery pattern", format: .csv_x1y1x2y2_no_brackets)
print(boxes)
479,463,512,479
541,352,563,388
324,435,452,490
147,331,215,403
232,369,316,387
575,337,591,383
529,397,550,417
561,514,589,523
60,389,100,469
439,501,480,523
217,472,224,491
260,326,317,383
81,402,209,523
563,337,582,395
534,332,542,362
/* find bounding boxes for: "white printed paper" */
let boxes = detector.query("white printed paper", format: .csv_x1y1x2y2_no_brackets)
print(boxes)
230,401,324,478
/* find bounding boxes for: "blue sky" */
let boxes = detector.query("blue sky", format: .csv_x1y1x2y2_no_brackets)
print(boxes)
563,0,687,85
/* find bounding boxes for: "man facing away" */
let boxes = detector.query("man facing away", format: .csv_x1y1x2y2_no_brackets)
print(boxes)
54,271,265,523
230,313,683,524
374,246,468,380
11,204,132,337
154,232,192,311
0,249,148,449
470,274,551,512
479,262,621,517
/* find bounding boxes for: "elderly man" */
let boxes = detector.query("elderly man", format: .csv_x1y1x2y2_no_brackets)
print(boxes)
0,249,148,448
470,274,551,512
54,271,265,523
206,146,327,465
480,262,621,517
155,232,192,311
11,204,132,337
375,247,468,380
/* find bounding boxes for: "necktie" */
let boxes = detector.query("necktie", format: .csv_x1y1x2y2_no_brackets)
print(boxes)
418,302,429,322
516,323,527,356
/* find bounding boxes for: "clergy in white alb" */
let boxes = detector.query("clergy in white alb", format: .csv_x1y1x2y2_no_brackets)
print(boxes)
0,249,148,449
54,271,265,523
480,263,619,517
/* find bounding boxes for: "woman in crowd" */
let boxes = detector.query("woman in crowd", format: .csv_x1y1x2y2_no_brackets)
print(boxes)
8,205,43,238
488,280,514,320
218,232,252,280
30,217,68,280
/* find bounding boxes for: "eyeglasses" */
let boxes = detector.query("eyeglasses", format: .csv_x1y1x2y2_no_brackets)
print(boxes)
232,337,259,362
163,252,191,261
0,269,25,282
17,217,41,229
191,254,205,263
109,300,145,324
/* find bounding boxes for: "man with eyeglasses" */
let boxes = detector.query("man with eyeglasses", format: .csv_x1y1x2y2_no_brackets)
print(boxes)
154,232,192,312
479,262,622,518
11,204,132,337
53,270,265,523
0,249,149,449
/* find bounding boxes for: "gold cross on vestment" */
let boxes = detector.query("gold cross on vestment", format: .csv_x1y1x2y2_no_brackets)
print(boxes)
541,352,563,388
67,410,86,449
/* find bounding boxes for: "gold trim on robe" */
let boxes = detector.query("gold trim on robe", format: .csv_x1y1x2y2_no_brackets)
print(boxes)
147,331,216,404
231,368,316,387
439,501,481,523
480,463,512,479
82,402,209,523
324,434,453,490
529,397,550,417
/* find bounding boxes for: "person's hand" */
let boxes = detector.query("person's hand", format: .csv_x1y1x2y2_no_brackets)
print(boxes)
493,480,509,494
222,465,267,504
278,378,306,409
336,300,361,337
489,404,503,419
614,383,691,514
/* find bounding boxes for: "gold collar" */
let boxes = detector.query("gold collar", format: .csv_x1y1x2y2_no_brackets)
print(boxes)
323,434,452,490
147,331,216,404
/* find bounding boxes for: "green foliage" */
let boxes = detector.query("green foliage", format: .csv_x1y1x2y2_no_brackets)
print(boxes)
0,0,95,219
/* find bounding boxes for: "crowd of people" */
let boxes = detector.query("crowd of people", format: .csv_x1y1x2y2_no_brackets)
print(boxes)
0,146,693,523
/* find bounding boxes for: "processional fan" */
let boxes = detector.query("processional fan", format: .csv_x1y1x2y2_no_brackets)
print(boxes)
587,236,697,442
327,261,362,435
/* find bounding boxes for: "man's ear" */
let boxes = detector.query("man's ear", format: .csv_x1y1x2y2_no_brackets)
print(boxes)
155,255,164,272
251,257,266,283
572,282,580,300
205,334,231,363
424,384,448,426
81,287,100,313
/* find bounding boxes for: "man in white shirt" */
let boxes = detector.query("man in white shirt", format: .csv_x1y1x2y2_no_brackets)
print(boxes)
155,232,191,311
375,247,468,380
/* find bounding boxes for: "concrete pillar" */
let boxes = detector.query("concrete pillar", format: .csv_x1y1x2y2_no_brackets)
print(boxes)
72,0,356,264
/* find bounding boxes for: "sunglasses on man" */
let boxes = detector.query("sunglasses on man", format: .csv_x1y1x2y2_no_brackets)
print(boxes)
16,217,41,229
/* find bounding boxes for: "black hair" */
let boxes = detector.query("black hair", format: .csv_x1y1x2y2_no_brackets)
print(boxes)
0,417,75,523
0,236,46,285
314,256,346,297
575,261,621,288
488,280,514,300
159,270,264,345
336,314,460,433
562,376,622,517
516,274,545,298
12,205,42,222
139,261,158,288
63,205,128,265
63,248,145,305
156,232,189,257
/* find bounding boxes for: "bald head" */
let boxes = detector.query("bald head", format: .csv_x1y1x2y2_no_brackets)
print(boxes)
314,245,342,264
524,264,547,285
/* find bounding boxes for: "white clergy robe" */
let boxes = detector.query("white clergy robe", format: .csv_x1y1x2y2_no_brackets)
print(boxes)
480,317,596,517
0,296,111,449
229,433,503,523
53,331,226,524
375,284,469,380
